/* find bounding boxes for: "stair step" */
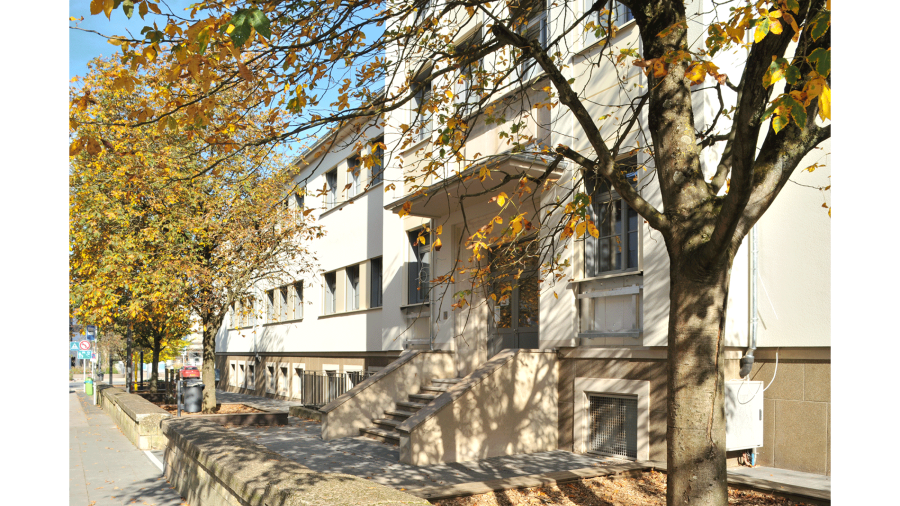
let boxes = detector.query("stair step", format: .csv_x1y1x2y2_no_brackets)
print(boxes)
409,393,438,402
383,409,416,421
421,385,449,393
359,426,400,445
431,378,462,384
373,418,401,429
396,400,427,411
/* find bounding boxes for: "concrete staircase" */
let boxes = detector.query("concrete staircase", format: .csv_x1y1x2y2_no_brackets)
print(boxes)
359,377,461,445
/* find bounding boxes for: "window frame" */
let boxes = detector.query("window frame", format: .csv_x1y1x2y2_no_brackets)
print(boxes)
408,229,431,305
518,0,548,82
347,155,361,198
411,71,434,142
325,168,338,208
290,281,303,320
370,137,385,186
324,271,337,315
583,0,634,48
584,155,641,277
346,264,361,311
370,257,383,308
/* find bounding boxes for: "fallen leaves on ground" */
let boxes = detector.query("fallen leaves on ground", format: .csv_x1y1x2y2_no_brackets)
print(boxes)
156,403,265,415
431,471,810,506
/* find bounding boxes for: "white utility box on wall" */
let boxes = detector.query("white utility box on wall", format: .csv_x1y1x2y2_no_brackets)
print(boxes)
725,380,764,451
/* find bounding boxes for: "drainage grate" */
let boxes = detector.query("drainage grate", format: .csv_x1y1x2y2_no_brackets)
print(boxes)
588,394,638,459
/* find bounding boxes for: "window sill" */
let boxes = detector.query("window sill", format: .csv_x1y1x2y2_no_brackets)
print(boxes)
230,325,256,331
570,270,643,286
318,306,383,319
262,318,304,327
320,181,384,219
400,302,430,310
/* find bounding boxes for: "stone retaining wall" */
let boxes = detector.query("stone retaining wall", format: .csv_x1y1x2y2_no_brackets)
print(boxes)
161,417,430,506
97,385,172,450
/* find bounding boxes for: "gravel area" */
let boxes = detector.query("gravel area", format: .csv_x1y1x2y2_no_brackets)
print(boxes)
432,470,814,506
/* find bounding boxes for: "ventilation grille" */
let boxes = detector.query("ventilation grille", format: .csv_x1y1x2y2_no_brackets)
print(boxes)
588,394,638,459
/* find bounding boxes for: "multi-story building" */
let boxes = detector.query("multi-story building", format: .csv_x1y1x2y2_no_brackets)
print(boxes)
216,0,830,476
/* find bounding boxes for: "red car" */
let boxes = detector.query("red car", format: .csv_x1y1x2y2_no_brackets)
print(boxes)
180,366,200,378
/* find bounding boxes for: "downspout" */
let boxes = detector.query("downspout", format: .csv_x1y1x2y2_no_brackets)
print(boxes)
429,218,435,351
741,225,759,466
740,225,758,378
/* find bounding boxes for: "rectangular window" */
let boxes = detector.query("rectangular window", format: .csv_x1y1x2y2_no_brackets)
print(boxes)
585,155,640,277
584,0,633,47
279,286,289,321
291,282,303,319
370,257,383,308
408,230,431,304
370,137,385,186
266,364,276,393
411,73,433,142
347,156,361,198
519,0,547,81
247,363,255,388
347,265,360,311
324,271,337,315
456,27,484,116
266,289,275,322
325,169,338,208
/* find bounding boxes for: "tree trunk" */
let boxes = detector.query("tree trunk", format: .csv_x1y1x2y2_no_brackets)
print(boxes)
126,324,133,393
666,251,733,506
149,335,162,393
200,313,221,413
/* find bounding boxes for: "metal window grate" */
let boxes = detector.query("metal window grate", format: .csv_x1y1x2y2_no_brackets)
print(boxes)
588,394,638,459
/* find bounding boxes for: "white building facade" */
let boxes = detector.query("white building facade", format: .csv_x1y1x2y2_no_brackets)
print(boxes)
216,0,830,475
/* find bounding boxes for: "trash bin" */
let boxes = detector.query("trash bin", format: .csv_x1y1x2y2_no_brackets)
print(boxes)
85,378,94,396
183,381,205,413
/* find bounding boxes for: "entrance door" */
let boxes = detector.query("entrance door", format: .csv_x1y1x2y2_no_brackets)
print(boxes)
488,241,540,358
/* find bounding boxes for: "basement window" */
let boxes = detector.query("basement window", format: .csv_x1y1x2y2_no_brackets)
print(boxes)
588,393,638,459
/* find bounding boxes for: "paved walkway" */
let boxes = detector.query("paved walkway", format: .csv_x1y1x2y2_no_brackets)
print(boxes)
214,389,830,502
69,381,186,506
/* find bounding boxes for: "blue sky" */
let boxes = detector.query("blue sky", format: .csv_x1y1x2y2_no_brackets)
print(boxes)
69,0,193,80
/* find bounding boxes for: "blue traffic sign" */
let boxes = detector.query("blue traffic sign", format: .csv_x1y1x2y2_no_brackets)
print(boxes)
85,325,97,341
77,350,92,360
70,342,80,352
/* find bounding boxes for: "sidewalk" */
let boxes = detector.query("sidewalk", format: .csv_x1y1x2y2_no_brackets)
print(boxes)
216,389,830,503
69,381,187,506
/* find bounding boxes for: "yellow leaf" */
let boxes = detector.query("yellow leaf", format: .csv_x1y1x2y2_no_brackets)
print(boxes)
434,238,442,251
769,19,783,35
445,89,454,99
89,0,103,15
418,235,426,245
69,139,83,157
587,221,599,238
575,221,586,237
103,0,114,19
685,63,705,85
553,292,558,299
226,24,236,35
436,225,442,235
817,84,831,120
399,201,411,217
497,192,508,207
